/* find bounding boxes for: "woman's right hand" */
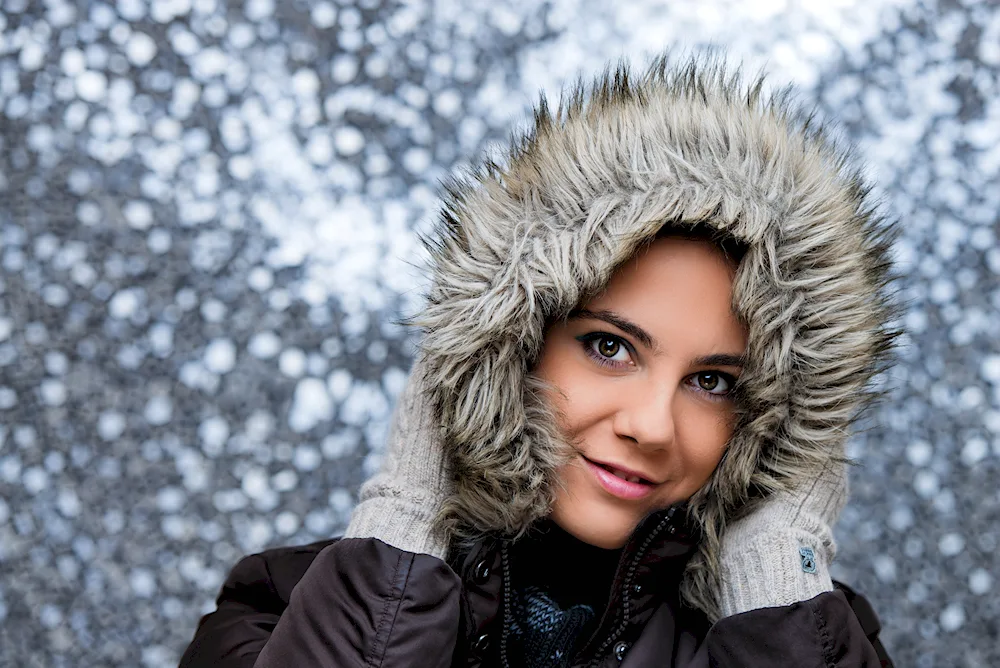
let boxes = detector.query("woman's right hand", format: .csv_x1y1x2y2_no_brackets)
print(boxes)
343,355,454,558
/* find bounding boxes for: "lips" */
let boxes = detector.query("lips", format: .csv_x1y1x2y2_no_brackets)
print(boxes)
581,455,659,500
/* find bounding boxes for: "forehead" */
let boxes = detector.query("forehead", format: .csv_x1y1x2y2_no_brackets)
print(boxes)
586,237,746,351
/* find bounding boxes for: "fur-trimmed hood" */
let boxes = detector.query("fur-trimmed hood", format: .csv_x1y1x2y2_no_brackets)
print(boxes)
415,55,896,618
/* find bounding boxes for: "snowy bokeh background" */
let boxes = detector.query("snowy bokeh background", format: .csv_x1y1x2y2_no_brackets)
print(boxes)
1,0,998,665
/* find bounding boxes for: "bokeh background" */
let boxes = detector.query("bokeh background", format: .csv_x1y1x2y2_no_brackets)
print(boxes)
1,0,999,665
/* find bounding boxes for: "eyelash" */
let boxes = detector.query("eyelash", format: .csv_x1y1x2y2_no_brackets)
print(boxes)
576,332,737,401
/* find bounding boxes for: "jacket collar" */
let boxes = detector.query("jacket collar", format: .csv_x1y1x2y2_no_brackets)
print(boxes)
512,506,700,664
450,506,700,665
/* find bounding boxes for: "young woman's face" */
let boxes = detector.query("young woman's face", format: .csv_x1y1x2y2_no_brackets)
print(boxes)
535,236,747,549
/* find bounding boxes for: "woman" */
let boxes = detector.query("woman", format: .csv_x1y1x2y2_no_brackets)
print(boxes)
180,56,896,667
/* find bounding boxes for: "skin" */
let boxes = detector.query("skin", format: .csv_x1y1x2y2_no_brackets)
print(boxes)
534,236,748,549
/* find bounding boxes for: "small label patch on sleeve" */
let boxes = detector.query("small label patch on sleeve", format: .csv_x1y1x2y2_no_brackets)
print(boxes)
799,546,817,574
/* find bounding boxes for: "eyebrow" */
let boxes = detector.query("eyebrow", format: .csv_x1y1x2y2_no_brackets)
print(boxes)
693,353,745,369
571,308,657,350
569,308,745,368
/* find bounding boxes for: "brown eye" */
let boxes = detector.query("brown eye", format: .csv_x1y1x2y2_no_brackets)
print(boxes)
597,337,620,358
580,333,632,366
698,373,719,391
694,372,733,396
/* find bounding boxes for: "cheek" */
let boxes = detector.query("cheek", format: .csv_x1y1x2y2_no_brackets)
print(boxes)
535,351,609,438
675,404,734,487
550,382,606,438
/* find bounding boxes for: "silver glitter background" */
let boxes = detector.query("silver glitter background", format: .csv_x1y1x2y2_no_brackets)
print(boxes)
1,0,998,666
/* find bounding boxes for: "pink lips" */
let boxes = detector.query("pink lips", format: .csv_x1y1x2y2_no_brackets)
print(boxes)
583,457,657,500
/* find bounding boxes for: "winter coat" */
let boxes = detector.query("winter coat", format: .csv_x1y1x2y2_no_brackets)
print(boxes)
179,513,892,667
180,56,897,667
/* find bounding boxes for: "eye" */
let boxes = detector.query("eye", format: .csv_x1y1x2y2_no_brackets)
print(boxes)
578,333,634,368
690,372,735,398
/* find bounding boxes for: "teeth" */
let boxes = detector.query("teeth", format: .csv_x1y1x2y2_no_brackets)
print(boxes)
609,468,643,484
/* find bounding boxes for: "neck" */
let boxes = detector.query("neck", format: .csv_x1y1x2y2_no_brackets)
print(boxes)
510,518,623,610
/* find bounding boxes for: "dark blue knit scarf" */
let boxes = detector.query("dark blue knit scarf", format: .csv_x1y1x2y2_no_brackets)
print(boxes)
507,585,596,668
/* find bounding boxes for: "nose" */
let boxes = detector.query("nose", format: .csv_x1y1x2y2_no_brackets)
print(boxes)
612,380,676,452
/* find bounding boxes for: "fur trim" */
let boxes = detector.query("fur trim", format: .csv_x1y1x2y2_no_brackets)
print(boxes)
415,55,897,619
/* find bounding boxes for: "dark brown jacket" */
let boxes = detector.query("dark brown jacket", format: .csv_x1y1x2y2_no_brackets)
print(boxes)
180,509,892,668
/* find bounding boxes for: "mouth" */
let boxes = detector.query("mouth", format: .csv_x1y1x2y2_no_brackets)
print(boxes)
594,462,650,484
580,455,659,500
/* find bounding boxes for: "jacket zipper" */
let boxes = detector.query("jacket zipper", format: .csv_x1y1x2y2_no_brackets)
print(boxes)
585,507,677,668
499,540,513,668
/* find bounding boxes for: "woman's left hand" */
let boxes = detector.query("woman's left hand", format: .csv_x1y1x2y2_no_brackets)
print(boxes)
716,461,849,617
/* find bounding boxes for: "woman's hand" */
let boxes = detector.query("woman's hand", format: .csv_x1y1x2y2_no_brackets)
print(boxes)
716,462,848,616
343,355,454,558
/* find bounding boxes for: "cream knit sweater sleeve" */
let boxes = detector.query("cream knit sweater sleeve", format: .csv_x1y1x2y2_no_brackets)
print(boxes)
343,357,452,558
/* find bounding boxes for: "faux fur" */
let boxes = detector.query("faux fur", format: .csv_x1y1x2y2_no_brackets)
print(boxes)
414,55,897,620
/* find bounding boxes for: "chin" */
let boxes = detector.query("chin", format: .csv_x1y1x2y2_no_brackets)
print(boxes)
549,503,639,549
577,527,630,549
